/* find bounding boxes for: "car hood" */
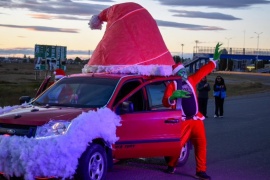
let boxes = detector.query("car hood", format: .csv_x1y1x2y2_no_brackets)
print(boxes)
0,106,90,126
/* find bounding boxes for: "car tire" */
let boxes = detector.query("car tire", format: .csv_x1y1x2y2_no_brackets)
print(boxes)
75,143,108,180
177,141,190,167
164,141,190,167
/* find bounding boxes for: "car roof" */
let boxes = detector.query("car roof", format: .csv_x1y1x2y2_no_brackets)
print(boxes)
67,72,166,81
65,73,183,86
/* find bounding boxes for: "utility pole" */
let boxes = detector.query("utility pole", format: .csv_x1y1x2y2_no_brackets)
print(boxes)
225,37,232,71
195,40,199,53
254,32,263,54
181,44,184,61
243,30,246,49
254,32,263,69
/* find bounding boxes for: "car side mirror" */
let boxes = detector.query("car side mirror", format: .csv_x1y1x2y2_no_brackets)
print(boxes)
119,101,134,114
19,96,32,104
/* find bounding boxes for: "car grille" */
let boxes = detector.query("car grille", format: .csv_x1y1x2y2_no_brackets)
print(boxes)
0,124,37,138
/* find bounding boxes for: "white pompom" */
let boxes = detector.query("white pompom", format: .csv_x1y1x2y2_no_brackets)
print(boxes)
88,15,103,30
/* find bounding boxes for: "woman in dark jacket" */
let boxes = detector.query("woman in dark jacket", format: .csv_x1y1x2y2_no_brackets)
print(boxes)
213,75,226,118
197,76,211,118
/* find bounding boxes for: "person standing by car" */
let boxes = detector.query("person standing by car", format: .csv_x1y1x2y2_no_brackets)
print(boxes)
213,75,226,118
162,43,223,180
197,76,211,118
46,69,74,104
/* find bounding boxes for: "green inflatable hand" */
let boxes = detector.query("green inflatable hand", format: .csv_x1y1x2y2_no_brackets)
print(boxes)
169,90,190,100
213,42,223,61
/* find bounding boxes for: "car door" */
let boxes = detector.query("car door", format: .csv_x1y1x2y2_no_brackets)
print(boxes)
112,77,182,159
35,76,52,97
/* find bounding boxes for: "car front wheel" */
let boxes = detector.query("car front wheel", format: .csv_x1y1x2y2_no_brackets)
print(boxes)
177,141,190,166
75,144,107,180
164,141,190,167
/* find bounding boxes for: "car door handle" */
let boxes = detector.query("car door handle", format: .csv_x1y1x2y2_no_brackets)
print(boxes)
164,119,179,123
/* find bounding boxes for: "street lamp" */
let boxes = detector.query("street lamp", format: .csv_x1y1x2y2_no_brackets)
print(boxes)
254,32,263,54
195,40,199,53
254,32,263,69
181,44,184,61
225,37,232,52
243,30,246,49
225,37,232,71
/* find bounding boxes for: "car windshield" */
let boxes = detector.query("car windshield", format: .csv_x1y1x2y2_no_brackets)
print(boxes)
33,77,119,108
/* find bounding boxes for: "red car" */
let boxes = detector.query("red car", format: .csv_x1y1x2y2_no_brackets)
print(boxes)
0,73,190,180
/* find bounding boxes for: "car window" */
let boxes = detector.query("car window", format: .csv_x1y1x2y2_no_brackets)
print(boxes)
114,78,179,114
34,77,119,108
146,81,171,110
114,80,145,113
127,89,145,112
114,80,145,112
113,80,141,106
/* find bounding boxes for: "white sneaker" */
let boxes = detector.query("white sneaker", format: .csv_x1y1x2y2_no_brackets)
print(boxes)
214,115,218,118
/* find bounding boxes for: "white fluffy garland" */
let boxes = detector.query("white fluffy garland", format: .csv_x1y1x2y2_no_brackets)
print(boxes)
0,105,21,115
88,15,103,30
0,103,31,115
0,107,122,180
82,64,173,76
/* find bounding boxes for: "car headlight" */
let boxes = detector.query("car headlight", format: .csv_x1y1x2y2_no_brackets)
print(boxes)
35,120,71,139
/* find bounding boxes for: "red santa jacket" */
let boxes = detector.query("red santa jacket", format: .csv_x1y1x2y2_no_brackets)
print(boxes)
162,60,216,120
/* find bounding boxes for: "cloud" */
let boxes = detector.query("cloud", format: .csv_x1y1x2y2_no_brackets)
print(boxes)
0,0,231,32
0,0,110,16
28,14,54,20
68,50,90,55
0,47,90,58
0,24,79,33
0,47,33,55
155,0,270,8
0,0,109,33
170,10,241,20
156,20,225,31
29,14,89,21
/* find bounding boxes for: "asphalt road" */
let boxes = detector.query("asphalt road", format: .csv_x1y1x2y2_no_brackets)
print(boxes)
106,91,270,180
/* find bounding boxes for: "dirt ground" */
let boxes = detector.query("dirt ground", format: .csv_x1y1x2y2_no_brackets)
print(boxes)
1,62,270,106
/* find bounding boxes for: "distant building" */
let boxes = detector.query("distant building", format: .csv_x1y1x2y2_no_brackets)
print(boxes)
190,46,270,73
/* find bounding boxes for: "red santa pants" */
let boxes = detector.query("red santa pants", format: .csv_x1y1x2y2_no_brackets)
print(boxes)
167,119,207,172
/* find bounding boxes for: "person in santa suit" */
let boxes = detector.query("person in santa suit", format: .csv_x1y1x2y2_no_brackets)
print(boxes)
54,68,66,82
162,43,223,180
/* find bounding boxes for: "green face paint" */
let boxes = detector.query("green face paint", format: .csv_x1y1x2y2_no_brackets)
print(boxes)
177,68,187,81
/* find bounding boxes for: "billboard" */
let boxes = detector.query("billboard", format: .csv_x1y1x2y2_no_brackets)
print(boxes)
34,44,67,71
34,44,67,60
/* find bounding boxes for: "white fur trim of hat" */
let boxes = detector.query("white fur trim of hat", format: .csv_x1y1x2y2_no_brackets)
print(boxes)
172,63,184,75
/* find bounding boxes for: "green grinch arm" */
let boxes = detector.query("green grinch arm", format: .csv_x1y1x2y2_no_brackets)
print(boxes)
213,42,223,61
169,90,190,100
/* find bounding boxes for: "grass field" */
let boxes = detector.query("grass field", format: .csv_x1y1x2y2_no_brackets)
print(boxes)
0,63,85,106
1,62,270,107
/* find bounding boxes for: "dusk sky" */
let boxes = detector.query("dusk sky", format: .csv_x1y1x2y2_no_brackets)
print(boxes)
0,0,269,59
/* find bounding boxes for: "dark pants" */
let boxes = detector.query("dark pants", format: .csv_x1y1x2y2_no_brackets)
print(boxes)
198,98,208,116
214,97,224,116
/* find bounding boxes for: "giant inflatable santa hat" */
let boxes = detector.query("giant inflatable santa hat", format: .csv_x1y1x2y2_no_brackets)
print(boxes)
82,2,175,76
